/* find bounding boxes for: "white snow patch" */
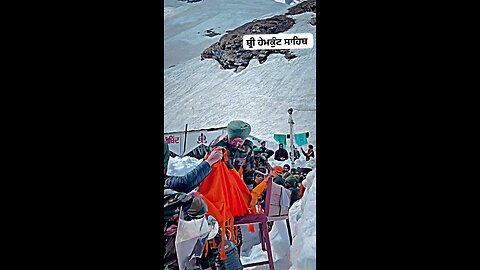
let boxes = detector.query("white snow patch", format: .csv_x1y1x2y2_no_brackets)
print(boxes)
289,169,316,270
240,220,292,270
167,156,203,176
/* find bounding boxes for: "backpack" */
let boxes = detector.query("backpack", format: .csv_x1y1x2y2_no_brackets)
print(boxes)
164,190,193,223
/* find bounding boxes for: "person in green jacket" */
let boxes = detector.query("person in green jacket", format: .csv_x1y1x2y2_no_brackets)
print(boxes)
235,139,256,189
209,120,254,170
285,175,300,207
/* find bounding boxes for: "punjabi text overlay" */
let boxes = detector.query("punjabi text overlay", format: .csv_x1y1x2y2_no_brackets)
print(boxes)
243,33,314,50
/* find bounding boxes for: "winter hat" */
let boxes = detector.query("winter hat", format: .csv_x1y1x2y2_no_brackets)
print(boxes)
253,147,263,154
273,175,285,186
266,149,274,158
164,139,169,169
243,139,254,149
285,175,297,187
227,120,251,141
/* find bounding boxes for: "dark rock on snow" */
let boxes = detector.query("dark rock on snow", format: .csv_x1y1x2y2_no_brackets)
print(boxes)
178,0,202,3
284,51,297,60
287,0,316,15
201,15,296,72
205,29,221,37
310,17,316,26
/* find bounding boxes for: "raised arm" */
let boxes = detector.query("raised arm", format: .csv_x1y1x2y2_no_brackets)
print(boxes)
165,148,224,193
165,161,212,193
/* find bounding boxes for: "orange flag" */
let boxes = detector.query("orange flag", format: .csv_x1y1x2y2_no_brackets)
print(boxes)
197,150,252,260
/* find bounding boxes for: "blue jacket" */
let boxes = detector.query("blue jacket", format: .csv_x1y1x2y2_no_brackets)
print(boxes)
164,161,212,193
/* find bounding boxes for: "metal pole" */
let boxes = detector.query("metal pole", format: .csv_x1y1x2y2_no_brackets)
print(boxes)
288,108,295,168
183,124,188,157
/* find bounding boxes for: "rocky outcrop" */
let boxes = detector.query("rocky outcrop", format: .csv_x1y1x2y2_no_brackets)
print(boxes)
286,0,316,15
201,15,296,72
178,0,202,3
310,16,316,25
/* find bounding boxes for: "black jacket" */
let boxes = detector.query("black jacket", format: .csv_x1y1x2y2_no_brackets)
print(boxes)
164,161,212,193
274,148,289,161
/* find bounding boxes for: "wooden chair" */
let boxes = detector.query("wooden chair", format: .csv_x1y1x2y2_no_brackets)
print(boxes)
234,176,293,270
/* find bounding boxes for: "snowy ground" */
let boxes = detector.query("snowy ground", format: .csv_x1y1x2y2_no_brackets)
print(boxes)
167,156,316,270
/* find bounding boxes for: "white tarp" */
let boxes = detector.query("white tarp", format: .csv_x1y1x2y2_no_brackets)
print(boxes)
184,129,226,156
165,127,227,157
164,132,185,156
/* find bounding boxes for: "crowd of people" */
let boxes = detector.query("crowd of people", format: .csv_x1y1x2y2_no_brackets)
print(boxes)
163,120,315,270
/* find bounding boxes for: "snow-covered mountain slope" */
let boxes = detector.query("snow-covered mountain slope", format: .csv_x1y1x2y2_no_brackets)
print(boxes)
164,0,290,68
164,9,316,146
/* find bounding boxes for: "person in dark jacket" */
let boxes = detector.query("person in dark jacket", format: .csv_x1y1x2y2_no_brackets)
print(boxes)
274,143,289,161
265,149,274,159
163,139,223,270
301,144,315,161
233,139,253,171
259,141,268,152
235,139,256,189
290,145,301,162
164,140,223,193
285,175,300,207
253,147,270,179
283,164,291,173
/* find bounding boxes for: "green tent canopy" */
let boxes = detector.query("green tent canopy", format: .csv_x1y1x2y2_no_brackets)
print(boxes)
273,134,287,146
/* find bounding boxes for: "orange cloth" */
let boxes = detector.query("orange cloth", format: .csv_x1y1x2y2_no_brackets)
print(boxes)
197,150,253,260
252,177,268,197
247,224,255,233
299,184,305,199
272,166,283,177
248,176,269,209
